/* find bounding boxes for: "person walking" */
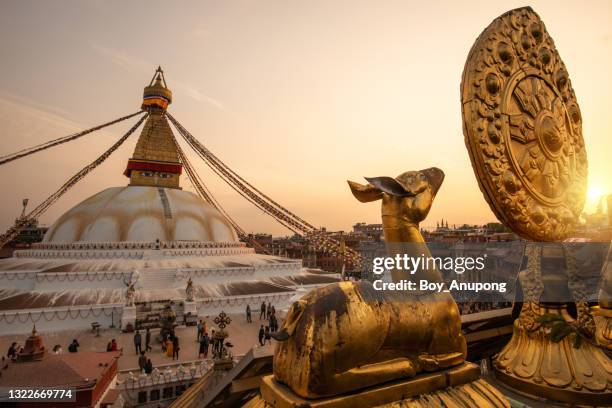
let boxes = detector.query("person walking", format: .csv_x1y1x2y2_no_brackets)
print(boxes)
264,326,271,345
172,335,180,360
138,351,147,372
133,330,142,355
246,304,252,323
165,336,173,358
197,320,203,341
260,301,266,320
267,302,272,319
145,328,152,352
199,332,209,359
258,325,265,346
210,330,217,357
269,314,277,332
161,333,168,353
218,335,225,354
144,358,153,374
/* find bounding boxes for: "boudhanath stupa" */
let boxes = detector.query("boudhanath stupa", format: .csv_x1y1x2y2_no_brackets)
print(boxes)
0,69,339,335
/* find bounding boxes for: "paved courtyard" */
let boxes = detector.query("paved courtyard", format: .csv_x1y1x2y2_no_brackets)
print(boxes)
0,312,278,371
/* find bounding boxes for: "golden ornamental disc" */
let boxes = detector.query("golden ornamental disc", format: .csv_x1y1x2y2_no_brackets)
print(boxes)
461,7,587,241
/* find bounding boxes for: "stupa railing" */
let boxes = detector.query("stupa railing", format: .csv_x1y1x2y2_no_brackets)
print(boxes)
0,303,122,325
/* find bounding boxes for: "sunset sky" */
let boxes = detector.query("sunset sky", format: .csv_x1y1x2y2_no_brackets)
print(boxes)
0,0,610,236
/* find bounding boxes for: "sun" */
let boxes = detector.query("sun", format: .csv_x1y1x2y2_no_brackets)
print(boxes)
585,184,605,211
587,185,604,201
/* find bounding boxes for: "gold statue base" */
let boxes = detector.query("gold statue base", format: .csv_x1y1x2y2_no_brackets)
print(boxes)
494,305,612,406
244,363,509,408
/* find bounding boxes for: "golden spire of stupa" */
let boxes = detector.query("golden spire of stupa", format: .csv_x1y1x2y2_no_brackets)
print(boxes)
124,67,182,189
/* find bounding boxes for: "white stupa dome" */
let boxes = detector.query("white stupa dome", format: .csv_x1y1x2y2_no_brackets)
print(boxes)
43,186,238,243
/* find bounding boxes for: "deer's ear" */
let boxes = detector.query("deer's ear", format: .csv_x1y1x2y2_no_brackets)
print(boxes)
365,177,414,197
347,180,383,202
420,167,445,196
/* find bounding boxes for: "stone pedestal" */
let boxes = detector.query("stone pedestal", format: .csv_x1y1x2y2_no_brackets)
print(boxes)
183,301,198,327
183,300,197,317
248,363,508,408
121,306,137,332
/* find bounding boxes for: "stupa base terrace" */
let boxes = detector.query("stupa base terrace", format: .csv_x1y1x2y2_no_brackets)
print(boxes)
0,239,339,335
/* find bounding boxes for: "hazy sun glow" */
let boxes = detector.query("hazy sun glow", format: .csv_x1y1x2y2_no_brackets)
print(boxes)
586,185,606,211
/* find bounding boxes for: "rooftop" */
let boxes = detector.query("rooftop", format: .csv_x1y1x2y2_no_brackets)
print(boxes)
0,351,119,389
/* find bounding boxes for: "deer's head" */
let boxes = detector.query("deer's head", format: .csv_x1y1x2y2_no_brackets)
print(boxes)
348,167,444,225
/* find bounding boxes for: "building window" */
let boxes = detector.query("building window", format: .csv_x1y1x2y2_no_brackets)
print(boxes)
150,389,160,401
163,387,173,399
138,391,147,404
175,385,186,396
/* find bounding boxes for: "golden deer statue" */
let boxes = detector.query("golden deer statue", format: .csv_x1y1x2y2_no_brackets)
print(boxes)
272,167,466,398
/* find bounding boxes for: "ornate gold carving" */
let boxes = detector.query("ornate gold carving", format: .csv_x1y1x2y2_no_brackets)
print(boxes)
495,304,612,405
564,243,596,336
461,7,587,241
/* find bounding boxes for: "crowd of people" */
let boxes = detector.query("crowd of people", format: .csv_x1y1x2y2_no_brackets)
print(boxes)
195,320,231,359
253,301,279,346
5,305,282,375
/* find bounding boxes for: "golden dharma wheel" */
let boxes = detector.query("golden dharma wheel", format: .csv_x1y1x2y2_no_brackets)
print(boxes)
461,7,587,241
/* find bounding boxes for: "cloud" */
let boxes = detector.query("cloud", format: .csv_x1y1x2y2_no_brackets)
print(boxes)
92,45,152,74
0,91,82,132
174,81,225,110
0,90,135,154
92,44,225,111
